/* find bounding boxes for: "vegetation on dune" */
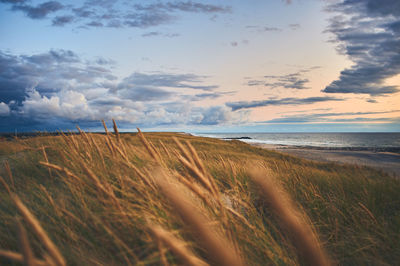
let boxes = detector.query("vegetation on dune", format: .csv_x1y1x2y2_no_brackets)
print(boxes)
0,122,399,265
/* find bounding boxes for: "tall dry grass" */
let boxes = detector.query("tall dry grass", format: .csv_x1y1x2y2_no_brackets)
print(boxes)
0,122,399,265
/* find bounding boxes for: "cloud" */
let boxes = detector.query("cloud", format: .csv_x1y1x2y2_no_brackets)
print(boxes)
366,98,378,103
133,2,231,14
289,23,300,30
265,110,400,123
263,73,309,90
0,0,26,3
0,49,116,103
94,57,116,65
194,106,248,125
19,89,92,121
118,86,173,102
52,15,75,26
85,21,103,27
229,40,249,47
246,25,282,32
114,72,220,103
322,0,400,96
0,102,10,116
153,103,248,126
12,1,64,19
247,68,319,90
189,91,234,101
141,31,162,37
116,72,218,95
141,31,180,38
264,110,400,123
261,26,282,32
0,50,243,131
123,12,175,28
10,88,247,129
0,0,230,29
226,96,344,111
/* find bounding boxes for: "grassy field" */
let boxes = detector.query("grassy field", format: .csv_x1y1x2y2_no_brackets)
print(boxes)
0,124,400,265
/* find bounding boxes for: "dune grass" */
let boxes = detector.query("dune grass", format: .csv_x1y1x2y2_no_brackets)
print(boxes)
0,124,399,265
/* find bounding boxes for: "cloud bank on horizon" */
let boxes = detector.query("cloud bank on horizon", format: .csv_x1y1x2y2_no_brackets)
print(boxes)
0,0,399,132
0,49,248,131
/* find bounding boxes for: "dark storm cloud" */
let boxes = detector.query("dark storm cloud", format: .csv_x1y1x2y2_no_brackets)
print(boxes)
1,0,230,29
322,0,400,96
0,49,115,103
12,1,64,19
226,97,344,111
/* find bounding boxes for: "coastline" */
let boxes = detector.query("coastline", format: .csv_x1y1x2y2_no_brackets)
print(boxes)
250,142,400,177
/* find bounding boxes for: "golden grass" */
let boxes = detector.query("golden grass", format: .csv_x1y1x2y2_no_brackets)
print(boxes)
153,168,244,266
0,250,47,266
13,195,66,266
249,166,331,266
0,123,399,265
148,224,208,266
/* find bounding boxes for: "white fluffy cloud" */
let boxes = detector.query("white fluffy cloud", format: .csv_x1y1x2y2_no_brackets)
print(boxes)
15,89,248,128
0,102,10,116
20,89,92,120
12,87,245,128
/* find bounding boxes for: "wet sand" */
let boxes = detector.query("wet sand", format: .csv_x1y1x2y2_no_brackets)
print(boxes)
252,143,400,177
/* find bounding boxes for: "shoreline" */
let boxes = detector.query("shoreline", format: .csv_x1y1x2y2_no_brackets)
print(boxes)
249,142,400,177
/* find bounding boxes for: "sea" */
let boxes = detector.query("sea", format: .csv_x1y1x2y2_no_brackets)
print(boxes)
193,133,400,152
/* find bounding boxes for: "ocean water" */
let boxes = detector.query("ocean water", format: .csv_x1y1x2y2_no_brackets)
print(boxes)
194,132,400,150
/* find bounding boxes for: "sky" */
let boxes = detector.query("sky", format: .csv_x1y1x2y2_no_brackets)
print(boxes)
0,0,399,133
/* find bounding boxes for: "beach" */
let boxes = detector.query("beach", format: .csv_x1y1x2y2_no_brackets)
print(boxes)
253,143,400,177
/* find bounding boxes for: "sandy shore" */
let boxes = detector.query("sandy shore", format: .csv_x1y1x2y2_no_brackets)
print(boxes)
251,143,400,177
